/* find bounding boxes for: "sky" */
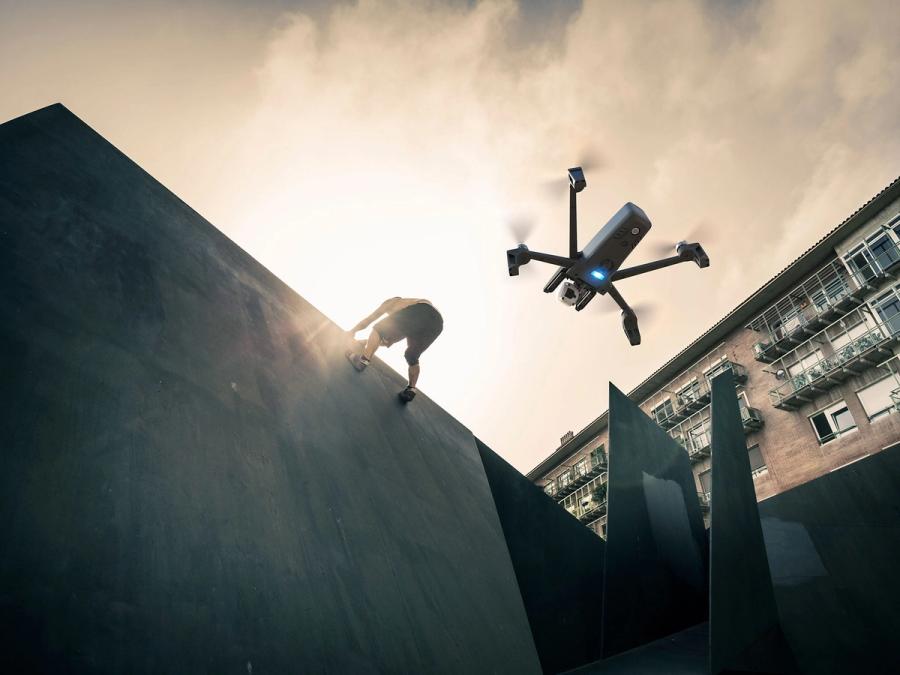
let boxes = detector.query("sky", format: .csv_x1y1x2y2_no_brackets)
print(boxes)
2,0,899,472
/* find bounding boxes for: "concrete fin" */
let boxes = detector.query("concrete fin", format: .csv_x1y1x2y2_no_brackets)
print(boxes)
709,371,798,674
602,383,708,658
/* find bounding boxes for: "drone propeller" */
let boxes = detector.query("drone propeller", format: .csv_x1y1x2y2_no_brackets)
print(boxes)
646,220,716,256
507,215,537,244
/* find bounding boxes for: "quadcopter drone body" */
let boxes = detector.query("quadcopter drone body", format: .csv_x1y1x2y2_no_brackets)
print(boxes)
506,167,710,346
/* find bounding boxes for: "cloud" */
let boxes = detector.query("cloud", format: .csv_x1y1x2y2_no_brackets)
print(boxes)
2,0,898,470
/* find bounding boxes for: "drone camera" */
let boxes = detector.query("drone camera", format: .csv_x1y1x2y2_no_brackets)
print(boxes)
568,167,587,193
558,281,579,306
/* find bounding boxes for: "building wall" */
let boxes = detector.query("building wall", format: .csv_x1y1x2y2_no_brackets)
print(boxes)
536,193,900,536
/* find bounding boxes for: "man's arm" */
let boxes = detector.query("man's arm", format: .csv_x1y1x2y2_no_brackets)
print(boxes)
348,298,395,334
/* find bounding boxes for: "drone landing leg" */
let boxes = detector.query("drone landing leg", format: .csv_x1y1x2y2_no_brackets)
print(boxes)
607,284,641,346
574,289,596,311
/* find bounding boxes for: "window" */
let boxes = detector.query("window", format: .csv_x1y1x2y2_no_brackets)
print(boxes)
705,359,732,382
652,399,674,424
688,420,711,454
845,246,878,283
786,350,823,378
698,469,712,495
678,380,702,404
589,445,607,469
867,232,900,271
830,321,868,349
543,482,557,497
809,400,857,444
856,376,900,421
748,444,767,476
874,290,900,336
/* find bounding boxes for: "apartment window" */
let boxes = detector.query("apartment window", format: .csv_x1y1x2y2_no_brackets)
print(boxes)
809,400,857,444
543,482,557,497
830,320,870,350
678,380,702,404
705,359,732,382
845,246,878,283
589,445,607,468
856,376,900,421
748,444,767,476
557,470,571,489
652,399,674,424
786,350,823,378
867,231,900,270
688,420,711,453
698,469,712,495
874,289,900,336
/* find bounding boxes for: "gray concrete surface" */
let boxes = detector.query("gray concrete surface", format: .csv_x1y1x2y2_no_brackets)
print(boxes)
0,104,541,674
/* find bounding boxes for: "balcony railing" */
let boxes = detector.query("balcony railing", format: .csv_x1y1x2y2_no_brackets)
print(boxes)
561,473,608,521
705,359,749,384
845,235,900,286
669,398,763,462
578,497,609,523
548,451,608,500
769,313,900,410
698,492,711,512
740,404,764,431
747,259,868,363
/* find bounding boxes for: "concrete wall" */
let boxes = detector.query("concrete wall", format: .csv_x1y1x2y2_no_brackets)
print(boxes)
0,104,542,674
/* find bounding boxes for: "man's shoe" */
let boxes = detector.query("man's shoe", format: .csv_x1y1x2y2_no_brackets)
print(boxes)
398,386,417,403
345,351,369,371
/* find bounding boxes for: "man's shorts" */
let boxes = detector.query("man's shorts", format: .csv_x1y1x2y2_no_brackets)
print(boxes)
373,303,444,365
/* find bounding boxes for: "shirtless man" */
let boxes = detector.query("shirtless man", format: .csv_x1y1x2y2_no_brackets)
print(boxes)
346,297,444,402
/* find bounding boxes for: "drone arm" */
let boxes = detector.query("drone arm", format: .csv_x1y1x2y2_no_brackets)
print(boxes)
610,254,686,281
569,185,578,258
528,250,579,267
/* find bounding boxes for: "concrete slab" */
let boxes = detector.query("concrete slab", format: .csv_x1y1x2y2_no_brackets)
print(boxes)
709,372,797,674
602,384,708,658
0,104,541,674
476,439,606,674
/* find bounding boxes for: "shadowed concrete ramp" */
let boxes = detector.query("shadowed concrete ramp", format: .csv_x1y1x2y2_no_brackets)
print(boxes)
0,104,541,674
602,384,708,659
759,444,900,675
476,439,606,674
709,372,797,675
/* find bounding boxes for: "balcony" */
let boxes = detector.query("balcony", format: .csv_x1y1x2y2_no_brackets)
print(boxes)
769,312,900,410
578,497,608,523
698,492,711,512
705,359,749,385
669,398,763,462
741,404,764,431
551,451,608,499
845,234,900,287
747,259,867,363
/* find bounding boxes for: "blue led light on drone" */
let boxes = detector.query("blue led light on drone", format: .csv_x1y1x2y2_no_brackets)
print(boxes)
590,269,606,281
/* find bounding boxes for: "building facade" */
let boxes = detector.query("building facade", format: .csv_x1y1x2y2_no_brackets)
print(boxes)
527,178,900,538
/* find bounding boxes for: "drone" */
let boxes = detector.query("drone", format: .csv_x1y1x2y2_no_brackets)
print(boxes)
506,166,710,346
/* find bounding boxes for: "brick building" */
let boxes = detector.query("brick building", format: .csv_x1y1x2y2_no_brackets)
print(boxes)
527,177,900,538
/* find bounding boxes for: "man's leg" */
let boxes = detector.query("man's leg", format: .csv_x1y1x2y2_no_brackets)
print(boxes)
347,329,383,371
362,329,382,360
407,363,420,389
